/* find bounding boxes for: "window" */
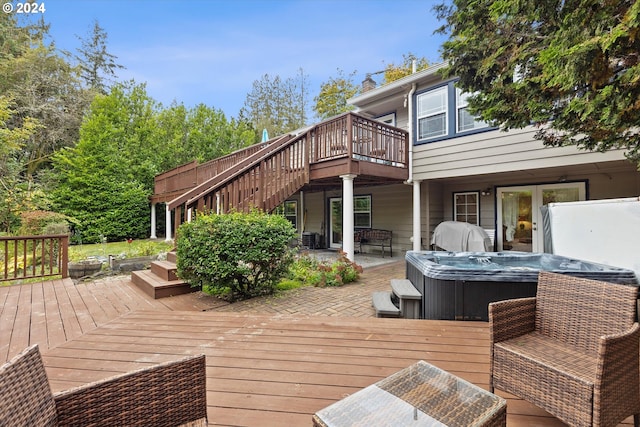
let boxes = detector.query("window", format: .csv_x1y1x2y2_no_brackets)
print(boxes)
454,192,479,225
417,86,447,140
456,88,488,132
275,200,298,229
354,195,371,228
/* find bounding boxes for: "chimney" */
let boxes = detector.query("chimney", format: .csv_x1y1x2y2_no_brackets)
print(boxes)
362,75,377,92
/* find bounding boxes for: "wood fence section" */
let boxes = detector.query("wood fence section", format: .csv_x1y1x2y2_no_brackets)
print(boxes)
0,234,69,282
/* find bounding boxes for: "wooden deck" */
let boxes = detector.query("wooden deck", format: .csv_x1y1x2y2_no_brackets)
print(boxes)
1,274,635,426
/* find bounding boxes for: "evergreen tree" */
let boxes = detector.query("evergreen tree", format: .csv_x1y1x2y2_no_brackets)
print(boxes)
242,68,309,137
74,20,124,93
435,0,640,166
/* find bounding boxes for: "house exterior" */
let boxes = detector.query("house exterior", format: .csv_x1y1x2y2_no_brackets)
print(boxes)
347,62,640,254
151,63,640,260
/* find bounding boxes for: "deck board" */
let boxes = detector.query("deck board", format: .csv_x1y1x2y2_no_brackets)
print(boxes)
1,268,634,426
39,310,575,427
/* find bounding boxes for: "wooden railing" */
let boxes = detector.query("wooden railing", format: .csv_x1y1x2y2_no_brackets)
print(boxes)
153,113,408,204
0,234,69,282
153,144,268,202
161,113,408,234
312,113,407,166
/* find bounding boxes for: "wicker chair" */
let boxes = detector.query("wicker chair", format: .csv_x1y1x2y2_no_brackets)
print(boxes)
489,271,640,427
0,344,208,426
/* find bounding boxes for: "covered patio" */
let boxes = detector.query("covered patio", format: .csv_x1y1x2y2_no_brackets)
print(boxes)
2,260,629,426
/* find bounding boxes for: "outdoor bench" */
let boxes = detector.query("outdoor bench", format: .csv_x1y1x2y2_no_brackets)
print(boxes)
355,229,392,257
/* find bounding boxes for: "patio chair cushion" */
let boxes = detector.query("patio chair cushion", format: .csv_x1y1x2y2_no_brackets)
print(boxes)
0,345,58,426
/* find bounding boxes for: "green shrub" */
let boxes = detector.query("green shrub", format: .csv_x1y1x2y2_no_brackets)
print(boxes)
283,251,363,288
176,210,297,301
18,211,74,236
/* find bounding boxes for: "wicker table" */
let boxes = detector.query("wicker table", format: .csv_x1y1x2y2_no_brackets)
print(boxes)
312,361,506,427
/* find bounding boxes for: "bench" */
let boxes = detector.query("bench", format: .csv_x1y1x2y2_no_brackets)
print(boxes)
355,229,392,257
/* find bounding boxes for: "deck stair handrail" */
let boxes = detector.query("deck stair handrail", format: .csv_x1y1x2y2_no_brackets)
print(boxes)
167,133,297,210
163,112,408,232
153,141,273,203
1,234,69,282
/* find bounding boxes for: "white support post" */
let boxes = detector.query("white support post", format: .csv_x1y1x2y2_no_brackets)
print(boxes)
150,203,157,239
165,204,172,242
341,174,356,261
413,180,422,252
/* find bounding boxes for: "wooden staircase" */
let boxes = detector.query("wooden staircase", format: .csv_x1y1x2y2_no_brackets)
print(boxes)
131,251,197,299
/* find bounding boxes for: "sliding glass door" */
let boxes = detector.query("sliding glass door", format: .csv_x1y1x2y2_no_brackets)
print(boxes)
497,183,585,252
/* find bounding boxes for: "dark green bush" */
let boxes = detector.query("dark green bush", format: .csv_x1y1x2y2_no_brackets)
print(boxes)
176,210,297,301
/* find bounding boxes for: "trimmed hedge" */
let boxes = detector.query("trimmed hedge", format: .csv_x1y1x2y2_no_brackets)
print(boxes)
176,210,296,301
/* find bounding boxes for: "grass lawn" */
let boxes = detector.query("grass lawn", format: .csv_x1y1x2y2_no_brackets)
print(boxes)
69,239,174,262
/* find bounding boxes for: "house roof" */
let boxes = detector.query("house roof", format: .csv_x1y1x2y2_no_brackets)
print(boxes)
348,61,449,107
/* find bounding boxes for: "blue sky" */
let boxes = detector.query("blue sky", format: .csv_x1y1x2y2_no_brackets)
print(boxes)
18,0,447,119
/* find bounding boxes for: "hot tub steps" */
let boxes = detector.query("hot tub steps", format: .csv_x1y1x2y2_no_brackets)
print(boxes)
372,291,401,317
372,279,422,318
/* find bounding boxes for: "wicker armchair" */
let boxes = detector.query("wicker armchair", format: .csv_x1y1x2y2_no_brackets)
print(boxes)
0,344,208,426
489,271,640,427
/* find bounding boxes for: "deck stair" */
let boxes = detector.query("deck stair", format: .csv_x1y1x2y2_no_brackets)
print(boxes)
372,278,421,318
131,251,196,299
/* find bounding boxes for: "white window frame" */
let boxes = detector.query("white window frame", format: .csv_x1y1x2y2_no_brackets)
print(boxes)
417,86,448,141
354,195,371,228
453,191,479,225
276,200,298,230
456,88,488,133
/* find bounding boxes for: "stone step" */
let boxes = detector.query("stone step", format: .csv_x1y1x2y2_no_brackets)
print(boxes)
150,260,179,281
131,269,196,299
371,291,401,318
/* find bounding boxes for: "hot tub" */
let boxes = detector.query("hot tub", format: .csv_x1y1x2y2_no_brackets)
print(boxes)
406,251,638,321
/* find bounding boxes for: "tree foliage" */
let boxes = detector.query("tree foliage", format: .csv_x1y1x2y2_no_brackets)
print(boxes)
313,68,359,120
50,82,258,242
383,52,430,84
50,82,158,242
74,20,124,93
241,68,309,137
435,0,640,166
0,96,41,232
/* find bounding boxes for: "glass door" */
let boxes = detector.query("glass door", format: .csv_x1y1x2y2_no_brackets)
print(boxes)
329,198,342,249
497,182,585,252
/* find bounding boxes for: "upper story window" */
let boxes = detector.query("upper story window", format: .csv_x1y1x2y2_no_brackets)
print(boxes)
417,86,447,140
456,88,488,132
416,82,491,143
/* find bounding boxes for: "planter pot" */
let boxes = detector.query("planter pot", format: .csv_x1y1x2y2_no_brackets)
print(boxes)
68,260,103,279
